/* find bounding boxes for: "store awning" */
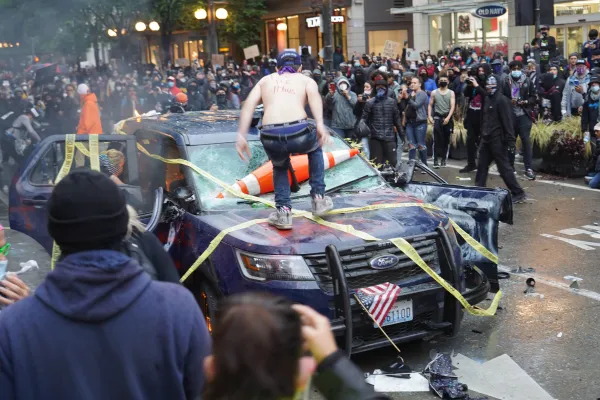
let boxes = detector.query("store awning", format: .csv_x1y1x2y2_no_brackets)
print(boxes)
391,0,507,15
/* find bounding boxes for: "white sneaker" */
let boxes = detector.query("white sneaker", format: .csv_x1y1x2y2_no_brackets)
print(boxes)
312,195,333,217
268,208,293,230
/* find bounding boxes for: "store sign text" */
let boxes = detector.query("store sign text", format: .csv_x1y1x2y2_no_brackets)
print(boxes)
472,4,507,19
306,16,345,28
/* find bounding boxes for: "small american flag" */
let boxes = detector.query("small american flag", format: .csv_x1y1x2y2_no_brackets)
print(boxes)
356,282,401,326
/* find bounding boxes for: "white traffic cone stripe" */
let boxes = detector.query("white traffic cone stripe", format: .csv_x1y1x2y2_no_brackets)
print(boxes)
242,173,261,196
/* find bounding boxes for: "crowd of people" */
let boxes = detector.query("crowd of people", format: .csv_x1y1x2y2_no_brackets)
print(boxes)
0,22,599,400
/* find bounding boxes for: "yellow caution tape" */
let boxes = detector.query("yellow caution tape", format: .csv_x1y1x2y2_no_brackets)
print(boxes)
75,143,90,157
180,218,269,282
89,135,100,172
390,237,501,316
114,120,501,316
51,134,76,269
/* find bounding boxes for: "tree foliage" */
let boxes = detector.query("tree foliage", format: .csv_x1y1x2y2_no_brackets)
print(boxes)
221,0,266,49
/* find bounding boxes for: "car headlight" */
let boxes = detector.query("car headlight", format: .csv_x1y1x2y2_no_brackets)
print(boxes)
236,250,314,282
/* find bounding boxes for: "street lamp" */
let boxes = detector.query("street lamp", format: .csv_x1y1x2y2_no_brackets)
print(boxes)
107,29,117,37
135,22,147,32
195,1,227,57
149,21,160,31
277,22,287,31
195,9,208,20
215,8,228,20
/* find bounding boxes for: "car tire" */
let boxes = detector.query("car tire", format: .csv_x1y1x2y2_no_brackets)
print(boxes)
198,281,218,334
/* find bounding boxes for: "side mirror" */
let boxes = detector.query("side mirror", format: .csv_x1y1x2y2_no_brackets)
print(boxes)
145,187,164,233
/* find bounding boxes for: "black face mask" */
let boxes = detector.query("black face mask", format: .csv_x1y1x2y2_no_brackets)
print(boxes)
478,73,486,80
189,86,197,93
197,78,206,85
420,74,428,80
439,81,448,88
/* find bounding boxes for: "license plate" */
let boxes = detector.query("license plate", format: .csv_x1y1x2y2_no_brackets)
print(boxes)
375,299,413,328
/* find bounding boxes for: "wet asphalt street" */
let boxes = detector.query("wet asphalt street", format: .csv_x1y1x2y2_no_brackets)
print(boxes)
2,159,599,400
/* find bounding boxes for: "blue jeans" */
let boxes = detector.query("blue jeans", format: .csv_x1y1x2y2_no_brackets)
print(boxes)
361,137,370,160
590,172,600,189
331,127,354,140
260,124,325,209
406,121,428,165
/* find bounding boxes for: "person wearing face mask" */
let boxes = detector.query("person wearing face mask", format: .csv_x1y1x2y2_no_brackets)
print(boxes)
581,76,600,144
186,80,207,111
428,72,456,168
386,74,401,98
60,84,79,133
326,77,357,139
531,25,557,73
539,64,565,122
474,75,527,203
108,82,126,123
418,67,437,96
582,29,600,69
229,81,242,110
167,76,182,96
359,79,402,167
459,63,489,173
312,69,326,95
562,59,590,118
354,81,373,159
501,60,537,180
300,46,317,73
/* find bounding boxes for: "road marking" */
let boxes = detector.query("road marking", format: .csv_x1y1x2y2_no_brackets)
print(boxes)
400,155,593,192
540,233,600,250
499,265,600,302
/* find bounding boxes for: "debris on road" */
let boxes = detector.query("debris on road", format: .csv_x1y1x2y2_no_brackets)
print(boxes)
472,329,483,334
569,280,580,290
456,177,472,181
524,278,536,294
423,353,486,399
557,332,563,338
12,260,39,275
512,266,536,274
563,275,583,282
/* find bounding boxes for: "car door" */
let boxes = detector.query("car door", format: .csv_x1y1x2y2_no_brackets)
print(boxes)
403,178,512,292
9,134,143,253
395,161,512,292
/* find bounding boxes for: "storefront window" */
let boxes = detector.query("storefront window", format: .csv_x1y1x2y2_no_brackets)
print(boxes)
287,16,300,51
172,44,179,60
555,1,600,16
149,45,160,66
183,40,204,62
567,26,583,56
549,27,565,57
368,30,408,57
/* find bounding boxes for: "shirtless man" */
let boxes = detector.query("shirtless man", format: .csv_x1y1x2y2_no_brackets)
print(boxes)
236,51,333,230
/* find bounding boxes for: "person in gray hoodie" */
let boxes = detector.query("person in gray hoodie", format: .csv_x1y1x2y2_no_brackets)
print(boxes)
326,77,357,139
561,59,590,117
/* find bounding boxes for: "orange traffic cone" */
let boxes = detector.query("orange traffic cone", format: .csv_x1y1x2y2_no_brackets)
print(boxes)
217,148,360,198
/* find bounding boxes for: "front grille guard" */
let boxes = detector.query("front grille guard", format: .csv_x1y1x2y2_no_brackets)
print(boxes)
327,228,461,356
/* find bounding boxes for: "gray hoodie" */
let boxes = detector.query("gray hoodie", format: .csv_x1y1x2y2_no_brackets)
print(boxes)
326,77,358,130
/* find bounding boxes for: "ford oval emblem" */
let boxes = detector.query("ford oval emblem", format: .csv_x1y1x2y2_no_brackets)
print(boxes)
369,255,400,270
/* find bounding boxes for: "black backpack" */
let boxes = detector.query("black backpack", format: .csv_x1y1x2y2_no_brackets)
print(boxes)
122,231,158,280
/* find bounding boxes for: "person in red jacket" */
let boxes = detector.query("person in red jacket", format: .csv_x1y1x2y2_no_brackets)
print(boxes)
76,84,102,134
167,76,182,96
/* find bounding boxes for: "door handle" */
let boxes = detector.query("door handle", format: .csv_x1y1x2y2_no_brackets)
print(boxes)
23,197,48,207
457,205,489,214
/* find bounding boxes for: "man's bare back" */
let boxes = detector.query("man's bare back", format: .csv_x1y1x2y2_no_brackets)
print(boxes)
259,72,311,125
236,69,330,161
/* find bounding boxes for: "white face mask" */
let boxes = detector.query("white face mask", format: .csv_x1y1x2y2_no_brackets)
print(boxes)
393,70,400,75
339,83,348,91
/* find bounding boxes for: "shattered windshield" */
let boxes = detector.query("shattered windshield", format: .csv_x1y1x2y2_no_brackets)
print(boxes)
188,136,384,211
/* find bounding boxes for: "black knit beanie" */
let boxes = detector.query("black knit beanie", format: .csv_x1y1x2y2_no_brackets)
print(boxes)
47,169,128,254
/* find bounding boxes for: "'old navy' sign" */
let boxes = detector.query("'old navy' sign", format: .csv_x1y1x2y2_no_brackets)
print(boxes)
472,4,507,19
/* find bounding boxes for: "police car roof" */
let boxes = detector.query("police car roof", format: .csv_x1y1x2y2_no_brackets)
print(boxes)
121,110,261,146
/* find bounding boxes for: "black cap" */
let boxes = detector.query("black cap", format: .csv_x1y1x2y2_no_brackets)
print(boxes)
48,169,128,254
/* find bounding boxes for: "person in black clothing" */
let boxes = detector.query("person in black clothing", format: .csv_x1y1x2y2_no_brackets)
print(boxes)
475,75,527,203
582,76,600,140
187,80,207,111
300,46,318,73
202,292,390,400
532,25,557,73
539,65,565,122
501,60,537,180
459,63,490,173
360,79,403,168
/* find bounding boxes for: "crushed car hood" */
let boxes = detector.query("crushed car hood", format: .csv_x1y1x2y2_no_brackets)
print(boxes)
197,189,449,255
